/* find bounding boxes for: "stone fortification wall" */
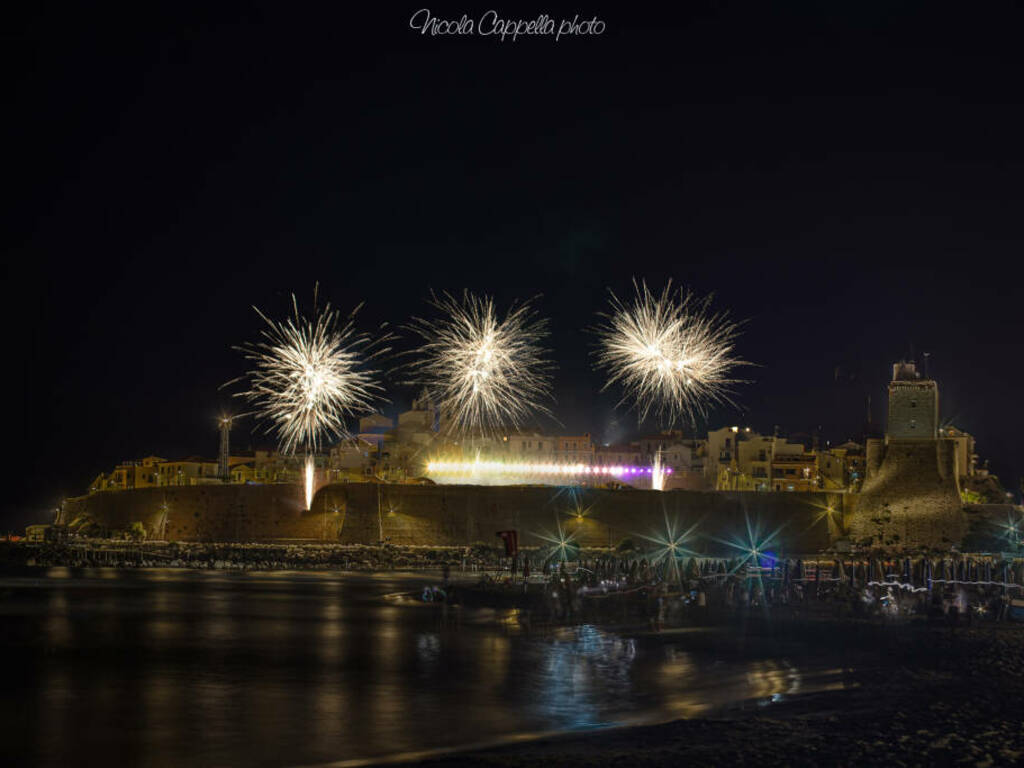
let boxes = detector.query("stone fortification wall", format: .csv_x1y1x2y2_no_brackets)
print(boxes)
59,482,838,554
845,439,966,550
294,483,837,554
961,504,1023,553
59,484,320,541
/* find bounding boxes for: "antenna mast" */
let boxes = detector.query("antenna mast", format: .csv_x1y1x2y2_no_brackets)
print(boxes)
219,416,234,480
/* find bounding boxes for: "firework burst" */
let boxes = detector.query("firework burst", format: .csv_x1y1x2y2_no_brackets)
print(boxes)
229,288,389,456
593,279,746,427
404,290,554,436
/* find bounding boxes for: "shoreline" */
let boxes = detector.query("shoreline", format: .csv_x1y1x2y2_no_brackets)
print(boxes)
408,619,1024,767
5,553,1024,765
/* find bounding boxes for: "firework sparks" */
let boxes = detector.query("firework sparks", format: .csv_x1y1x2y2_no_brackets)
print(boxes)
593,279,746,427
405,290,554,436
651,448,666,491
229,288,388,507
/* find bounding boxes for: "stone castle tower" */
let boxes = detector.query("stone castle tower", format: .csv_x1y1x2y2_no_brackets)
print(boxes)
846,359,966,550
887,361,938,439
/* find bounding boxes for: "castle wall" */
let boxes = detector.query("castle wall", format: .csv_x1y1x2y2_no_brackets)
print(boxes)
60,483,838,554
845,439,966,549
59,484,322,541
961,504,1021,552
865,438,884,479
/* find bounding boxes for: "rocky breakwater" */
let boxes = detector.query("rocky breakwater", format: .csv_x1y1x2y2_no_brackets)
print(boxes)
0,540,513,572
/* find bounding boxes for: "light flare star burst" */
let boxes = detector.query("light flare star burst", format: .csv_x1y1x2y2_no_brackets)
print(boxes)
634,511,701,580
593,279,747,427
228,289,389,507
534,515,581,563
405,290,554,436
707,513,787,575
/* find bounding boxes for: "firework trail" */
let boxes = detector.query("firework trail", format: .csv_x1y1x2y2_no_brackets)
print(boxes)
593,279,746,427
228,287,389,505
404,290,554,436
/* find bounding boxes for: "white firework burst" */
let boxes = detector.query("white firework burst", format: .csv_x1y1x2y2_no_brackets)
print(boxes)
231,289,388,455
594,279,745,427
405,290,554,436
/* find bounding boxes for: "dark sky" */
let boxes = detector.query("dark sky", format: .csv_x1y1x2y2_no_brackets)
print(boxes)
6,2,1024,528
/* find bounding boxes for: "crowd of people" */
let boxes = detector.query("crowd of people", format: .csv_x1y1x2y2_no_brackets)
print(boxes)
464,551,1024,629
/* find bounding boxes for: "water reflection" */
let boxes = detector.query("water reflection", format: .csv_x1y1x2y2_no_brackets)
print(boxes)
1,571,854,767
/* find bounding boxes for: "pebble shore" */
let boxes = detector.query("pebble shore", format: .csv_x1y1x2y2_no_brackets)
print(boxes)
420,618,1024,767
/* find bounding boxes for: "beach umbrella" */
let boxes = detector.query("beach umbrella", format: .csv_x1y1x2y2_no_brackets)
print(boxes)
835,559,846,584
925,559,933,591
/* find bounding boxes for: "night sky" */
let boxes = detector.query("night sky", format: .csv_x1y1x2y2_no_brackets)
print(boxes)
7,2,1024,529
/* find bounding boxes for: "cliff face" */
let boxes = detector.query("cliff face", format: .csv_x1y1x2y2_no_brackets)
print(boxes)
845,439,966,550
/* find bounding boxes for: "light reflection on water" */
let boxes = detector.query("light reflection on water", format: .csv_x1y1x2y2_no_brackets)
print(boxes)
0,569,853,767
